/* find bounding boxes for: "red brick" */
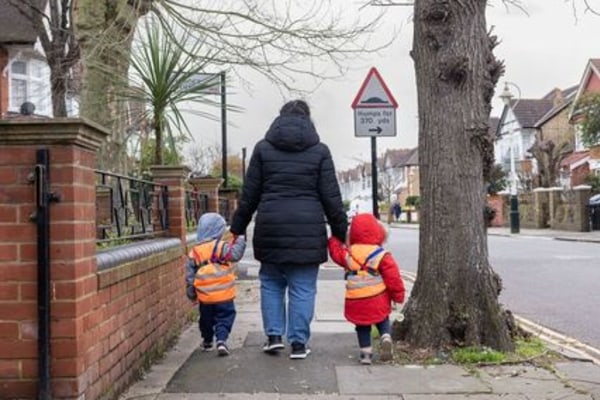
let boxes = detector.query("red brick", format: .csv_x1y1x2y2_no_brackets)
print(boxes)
17,204,35,223
0,148,36,164
19,282,37,301
51,317,82,338
51,356,85,377
0,205,17,222
0,359,20,378
0,244,17,262
0,380,37,399
21,359,37,379
0,283,18,300
51,376,85,398
50,222,95,241
0,302,36,320
0,185,34,204
0,223,35,241
0,340,37,358
0,167,17,184
20,320,37,340
18,243,37,262
0,322,19,339
0,263,36,281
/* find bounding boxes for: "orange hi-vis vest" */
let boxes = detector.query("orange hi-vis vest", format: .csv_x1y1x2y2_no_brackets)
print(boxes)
189,239,236,304
345,244,387,300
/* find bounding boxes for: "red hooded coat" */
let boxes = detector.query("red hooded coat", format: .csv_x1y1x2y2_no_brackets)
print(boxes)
328,213,406,325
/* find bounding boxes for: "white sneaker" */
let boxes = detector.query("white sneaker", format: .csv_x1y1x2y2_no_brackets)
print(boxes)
380,333,393,362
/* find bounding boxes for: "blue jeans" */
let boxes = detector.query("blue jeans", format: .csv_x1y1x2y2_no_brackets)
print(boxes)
355,317,391,348
198,300,236,343
259,263,319,345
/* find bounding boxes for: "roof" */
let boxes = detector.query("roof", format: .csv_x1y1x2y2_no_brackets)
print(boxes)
0,0,45,45
383,148,413,168
511,98,556,128
489,117,500,136
560,150,590,170
403,148,418,166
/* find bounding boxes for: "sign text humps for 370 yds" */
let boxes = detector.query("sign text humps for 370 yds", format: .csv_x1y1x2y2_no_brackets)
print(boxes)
352,67,398,137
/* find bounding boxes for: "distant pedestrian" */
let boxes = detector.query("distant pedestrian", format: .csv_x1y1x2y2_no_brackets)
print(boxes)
185,213,246,356
328,213,405,365
392,201,402,221
230,99,348,359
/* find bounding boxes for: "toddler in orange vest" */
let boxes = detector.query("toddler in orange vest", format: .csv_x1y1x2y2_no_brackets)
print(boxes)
185,213,246,356
328,213,405,364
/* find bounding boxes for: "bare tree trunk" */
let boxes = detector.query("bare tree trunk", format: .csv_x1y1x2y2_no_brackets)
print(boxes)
73,0,148,171
49,65,68,117
395,0,513,351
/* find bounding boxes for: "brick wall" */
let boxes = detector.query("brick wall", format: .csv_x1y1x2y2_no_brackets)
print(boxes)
0,120,193,399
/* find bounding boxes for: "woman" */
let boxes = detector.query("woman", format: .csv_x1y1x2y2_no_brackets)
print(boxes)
230,100,347,359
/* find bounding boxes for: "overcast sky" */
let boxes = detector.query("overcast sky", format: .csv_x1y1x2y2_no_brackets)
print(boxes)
184,1,600,172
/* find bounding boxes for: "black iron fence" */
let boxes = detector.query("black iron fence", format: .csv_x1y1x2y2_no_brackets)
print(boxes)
218,198,230,223
185,188,209,231
95,170,169,245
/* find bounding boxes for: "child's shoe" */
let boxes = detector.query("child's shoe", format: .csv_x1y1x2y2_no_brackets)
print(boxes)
359,350,373,365
216,341,230,356
380,333,393,362
202,341,214,352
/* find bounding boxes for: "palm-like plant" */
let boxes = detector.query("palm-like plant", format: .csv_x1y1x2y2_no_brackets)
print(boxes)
125,18,223,165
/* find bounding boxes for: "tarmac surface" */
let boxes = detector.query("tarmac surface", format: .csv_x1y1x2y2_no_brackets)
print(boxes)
120,225,600,400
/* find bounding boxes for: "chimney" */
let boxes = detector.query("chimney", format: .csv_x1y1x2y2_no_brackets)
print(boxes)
552,88,564,107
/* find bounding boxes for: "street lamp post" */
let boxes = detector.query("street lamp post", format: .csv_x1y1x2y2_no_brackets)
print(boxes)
499,82,520,234
220,71,228,188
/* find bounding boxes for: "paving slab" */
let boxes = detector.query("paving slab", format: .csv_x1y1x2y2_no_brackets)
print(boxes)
478,365,580,397
337,364,489,395
554,361,600,396
158,395,405,400
165,332,358,394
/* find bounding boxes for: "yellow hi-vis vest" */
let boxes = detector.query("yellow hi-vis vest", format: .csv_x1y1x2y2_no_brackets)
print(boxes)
189,239,236,304
345,244,387,300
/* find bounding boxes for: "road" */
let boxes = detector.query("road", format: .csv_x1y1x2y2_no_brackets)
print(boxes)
237,225,600,353
387,227,600,353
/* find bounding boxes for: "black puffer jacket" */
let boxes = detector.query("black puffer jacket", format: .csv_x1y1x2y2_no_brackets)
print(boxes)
230,114,347,266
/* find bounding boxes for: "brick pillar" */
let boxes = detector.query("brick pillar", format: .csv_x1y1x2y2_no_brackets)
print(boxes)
0,119,108,399
533,188,550,229
149,165,190,245
547,187,562,228
188,177,224,214
573,185,592,232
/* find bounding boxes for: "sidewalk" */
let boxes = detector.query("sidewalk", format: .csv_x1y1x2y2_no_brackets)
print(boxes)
120,276,600,399
391,222,600,244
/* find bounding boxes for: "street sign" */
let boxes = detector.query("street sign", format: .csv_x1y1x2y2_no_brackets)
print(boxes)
352,67,398,137
182,73,221,94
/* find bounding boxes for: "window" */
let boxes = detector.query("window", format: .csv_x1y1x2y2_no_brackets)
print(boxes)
8,58,51,116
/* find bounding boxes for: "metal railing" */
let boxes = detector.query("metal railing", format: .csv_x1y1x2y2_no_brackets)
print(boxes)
95,170,169,245
218,198,230,223
185,188,209,230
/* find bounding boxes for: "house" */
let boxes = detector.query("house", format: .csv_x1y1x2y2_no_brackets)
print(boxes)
567,58,600,180
494,82,578,190
337,147,420,211
0,0,54,118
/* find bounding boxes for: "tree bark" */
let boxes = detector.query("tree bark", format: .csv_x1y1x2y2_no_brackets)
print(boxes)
395,0,514,351
73,0,148,171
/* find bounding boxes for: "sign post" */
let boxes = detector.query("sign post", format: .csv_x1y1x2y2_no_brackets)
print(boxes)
351,67,398,219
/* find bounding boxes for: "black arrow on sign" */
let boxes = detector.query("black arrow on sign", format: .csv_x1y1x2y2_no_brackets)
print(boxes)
369,126,383,134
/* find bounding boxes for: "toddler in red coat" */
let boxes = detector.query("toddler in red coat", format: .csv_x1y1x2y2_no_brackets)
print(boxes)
328,213,405,364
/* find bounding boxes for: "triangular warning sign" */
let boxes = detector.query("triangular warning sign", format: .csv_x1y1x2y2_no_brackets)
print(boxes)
351,67,398,109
